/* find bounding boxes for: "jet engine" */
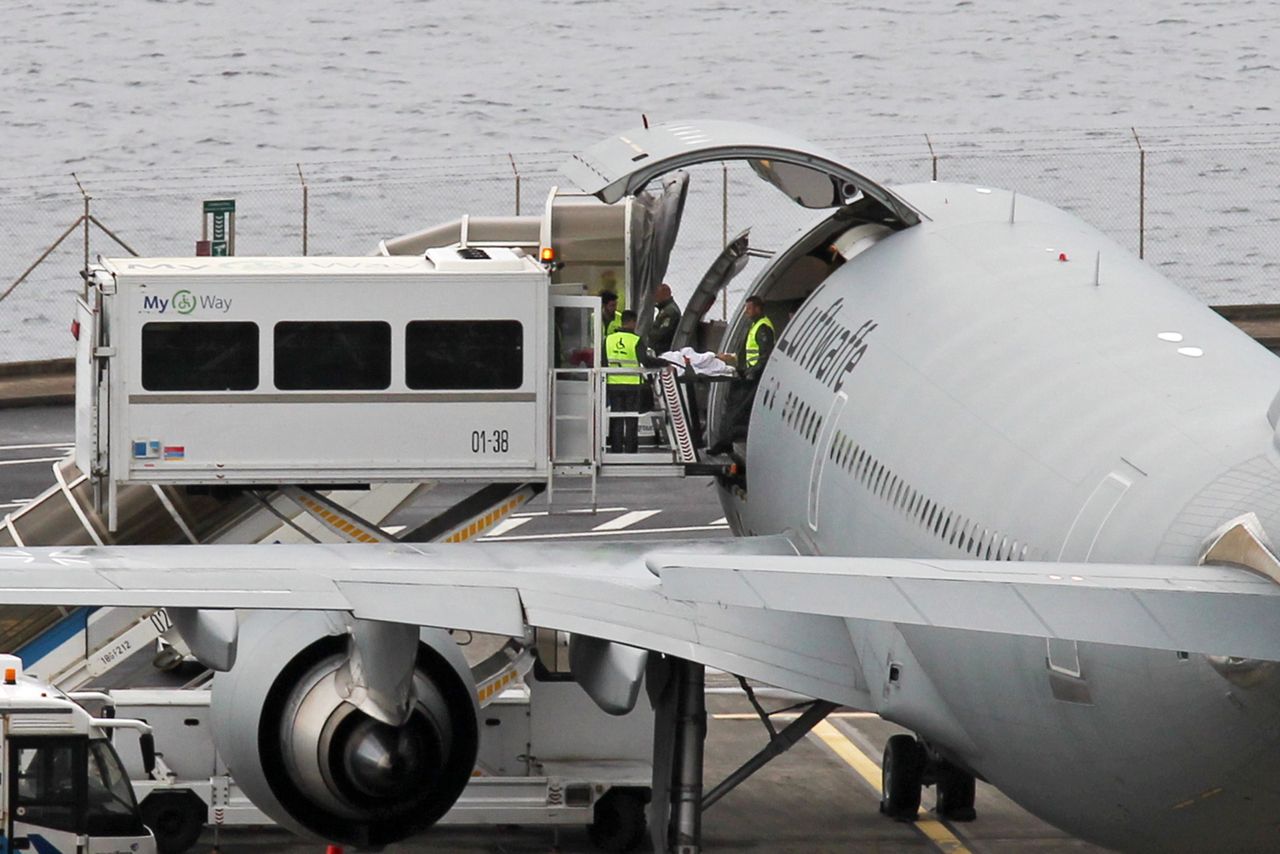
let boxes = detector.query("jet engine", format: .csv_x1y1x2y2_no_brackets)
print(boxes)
210,611,478,847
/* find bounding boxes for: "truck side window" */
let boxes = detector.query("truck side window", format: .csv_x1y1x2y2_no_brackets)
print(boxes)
141,322,259,391
10,738,84,834
84,739,145,836
405,320,523,390
274,321,392,390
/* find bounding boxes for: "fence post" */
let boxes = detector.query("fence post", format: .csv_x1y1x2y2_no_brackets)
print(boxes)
73,173,91,299
925,134,938,181
1131,128,1145,259
297,164,309,256
509,154,521,216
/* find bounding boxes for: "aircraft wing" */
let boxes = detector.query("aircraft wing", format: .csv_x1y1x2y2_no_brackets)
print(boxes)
653,553,1280,661
3,541,1280,698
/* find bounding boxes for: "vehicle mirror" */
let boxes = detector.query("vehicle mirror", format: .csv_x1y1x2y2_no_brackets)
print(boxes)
139,733,156,776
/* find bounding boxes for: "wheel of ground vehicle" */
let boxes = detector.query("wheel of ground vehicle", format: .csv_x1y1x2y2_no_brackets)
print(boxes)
880,734,926,821
587,787,649,852
140,789,206,854
934,761,977,821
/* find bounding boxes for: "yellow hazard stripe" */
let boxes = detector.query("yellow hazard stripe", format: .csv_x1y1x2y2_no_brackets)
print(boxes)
476,667,521,703
447,495,526,543
295,493,384,542
810,720,973,854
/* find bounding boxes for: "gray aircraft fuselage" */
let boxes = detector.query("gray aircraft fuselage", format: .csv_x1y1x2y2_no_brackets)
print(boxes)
721,182,1280,853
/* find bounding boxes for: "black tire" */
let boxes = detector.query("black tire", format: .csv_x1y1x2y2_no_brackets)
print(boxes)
880,734,926,821
587,787,649,853
935,762,977,822
140,790,206,854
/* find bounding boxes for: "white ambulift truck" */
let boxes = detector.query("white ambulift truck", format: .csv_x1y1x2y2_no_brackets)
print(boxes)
42,187,711,852
0,654,158,854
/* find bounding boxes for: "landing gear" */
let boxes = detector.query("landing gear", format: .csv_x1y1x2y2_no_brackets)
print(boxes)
879,735,978,824
934,760,977,822
879,734,926,821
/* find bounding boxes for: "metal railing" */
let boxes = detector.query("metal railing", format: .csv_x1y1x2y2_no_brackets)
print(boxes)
3,125,1279,364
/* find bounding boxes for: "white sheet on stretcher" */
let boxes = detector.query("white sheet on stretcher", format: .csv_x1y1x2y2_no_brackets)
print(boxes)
659,347,736,377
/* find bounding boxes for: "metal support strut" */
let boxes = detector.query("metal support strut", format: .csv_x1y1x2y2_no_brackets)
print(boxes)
702,697,838,810
671,660,706,854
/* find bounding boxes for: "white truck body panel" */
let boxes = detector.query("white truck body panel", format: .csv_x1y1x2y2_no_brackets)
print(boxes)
93,254,551,487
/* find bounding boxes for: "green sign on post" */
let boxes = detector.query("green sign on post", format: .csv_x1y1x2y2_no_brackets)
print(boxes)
201,199,236,256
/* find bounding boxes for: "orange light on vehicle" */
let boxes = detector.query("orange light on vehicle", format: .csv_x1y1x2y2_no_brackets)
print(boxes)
540,246,555,262
4,668,16,684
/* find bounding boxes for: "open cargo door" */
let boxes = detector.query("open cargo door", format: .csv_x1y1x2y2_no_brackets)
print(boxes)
630,172,688,340
672,228,751,352
561,119,922,224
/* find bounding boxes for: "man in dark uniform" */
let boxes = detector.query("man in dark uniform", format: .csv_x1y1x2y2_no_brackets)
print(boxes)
600,290,622,339
649,282,682,355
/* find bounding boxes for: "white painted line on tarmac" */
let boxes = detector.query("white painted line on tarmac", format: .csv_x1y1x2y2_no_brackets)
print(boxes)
483,516,534,538
510,506,628,518
0,456,64,467
0,442,73,451
593,509,661,531
710,517,728,526
484,523,730,542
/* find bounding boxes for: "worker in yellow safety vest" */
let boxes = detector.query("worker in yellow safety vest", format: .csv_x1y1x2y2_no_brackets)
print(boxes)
710,295,776,455
605,310,646,453
719,296,775,378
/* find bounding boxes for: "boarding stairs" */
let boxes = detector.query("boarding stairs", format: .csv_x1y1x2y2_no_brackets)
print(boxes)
547,365,706,513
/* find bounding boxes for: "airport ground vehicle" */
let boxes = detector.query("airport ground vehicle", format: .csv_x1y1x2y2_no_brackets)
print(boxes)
107,666,652,853
0,654,157,854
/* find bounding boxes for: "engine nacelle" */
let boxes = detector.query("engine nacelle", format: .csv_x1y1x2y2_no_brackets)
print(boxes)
211,611,478,847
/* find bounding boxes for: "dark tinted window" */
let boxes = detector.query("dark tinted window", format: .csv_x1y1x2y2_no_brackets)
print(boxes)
274,321,391,390
85,739,144,836
142,322,258,391
406,321,523,390
11,737,85,833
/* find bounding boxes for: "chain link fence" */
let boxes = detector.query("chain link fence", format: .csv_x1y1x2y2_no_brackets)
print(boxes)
2,127,1278,363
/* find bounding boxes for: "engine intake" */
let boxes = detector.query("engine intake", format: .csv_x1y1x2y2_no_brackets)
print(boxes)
211,612,478,847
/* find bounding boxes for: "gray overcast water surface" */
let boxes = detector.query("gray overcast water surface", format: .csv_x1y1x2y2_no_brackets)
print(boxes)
3,0,1276,176
1,1,1279,360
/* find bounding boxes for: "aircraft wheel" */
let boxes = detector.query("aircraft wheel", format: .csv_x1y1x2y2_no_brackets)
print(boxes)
935,761,977,822
587,787,648,852
880,734,926,821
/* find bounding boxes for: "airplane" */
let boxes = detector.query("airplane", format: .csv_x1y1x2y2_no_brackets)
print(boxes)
3,120,1280,854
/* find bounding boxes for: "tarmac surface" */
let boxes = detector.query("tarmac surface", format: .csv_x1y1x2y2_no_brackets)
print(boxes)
0,405,1106,853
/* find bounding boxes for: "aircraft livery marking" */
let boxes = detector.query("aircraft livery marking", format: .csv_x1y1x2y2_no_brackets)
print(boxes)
776,295,876,393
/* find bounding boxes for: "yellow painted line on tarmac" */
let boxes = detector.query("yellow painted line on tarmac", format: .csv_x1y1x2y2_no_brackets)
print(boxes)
712,711,879,720
810,720,973,854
